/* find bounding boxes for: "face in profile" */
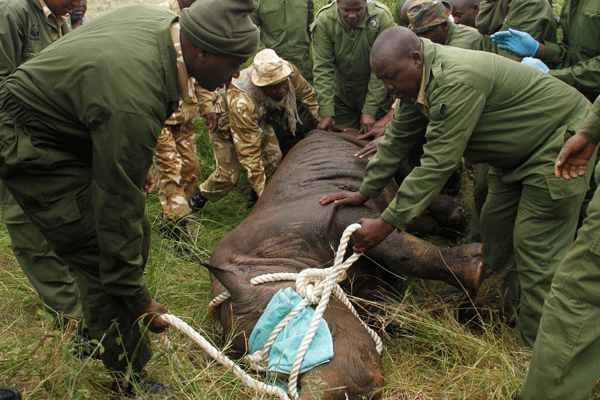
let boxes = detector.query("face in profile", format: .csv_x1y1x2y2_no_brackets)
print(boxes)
337,0,367,28
191,52,247,92
372,51,423,103
450,0,479,27
45,0,82,16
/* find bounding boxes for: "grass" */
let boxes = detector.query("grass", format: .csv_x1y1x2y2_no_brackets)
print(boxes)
1,0,573,399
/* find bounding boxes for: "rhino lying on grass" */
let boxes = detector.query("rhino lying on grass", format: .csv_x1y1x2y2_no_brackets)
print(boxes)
206,130,485,400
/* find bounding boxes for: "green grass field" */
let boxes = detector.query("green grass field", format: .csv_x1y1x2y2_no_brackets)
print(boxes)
0,0,581,399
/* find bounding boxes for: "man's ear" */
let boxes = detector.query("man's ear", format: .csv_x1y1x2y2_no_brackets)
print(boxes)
196,47,209,63
410,50,422,67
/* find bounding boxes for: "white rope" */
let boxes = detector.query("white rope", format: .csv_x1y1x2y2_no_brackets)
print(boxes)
164,223,382,400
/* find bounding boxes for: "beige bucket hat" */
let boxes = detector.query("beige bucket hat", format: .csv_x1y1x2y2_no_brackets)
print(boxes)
250,49,292,87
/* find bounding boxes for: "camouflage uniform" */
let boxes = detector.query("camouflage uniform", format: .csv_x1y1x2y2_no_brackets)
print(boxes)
199,61,320,200
0,0,81,320
153,0,201,220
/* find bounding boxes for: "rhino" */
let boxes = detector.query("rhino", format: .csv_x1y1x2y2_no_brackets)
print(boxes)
206,130,485,400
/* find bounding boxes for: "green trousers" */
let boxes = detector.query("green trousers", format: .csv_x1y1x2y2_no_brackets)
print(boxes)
480,169,585,348
333,85,393,130
0,182,81,320
518,164,600,400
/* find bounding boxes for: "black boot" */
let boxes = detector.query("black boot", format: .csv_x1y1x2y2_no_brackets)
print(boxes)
246,189,259,210
189,191,208,214
69,323,102,360
0,388,21,400
110,371,169,398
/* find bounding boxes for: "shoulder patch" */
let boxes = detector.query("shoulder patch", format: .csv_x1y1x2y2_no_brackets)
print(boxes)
368,16,379,30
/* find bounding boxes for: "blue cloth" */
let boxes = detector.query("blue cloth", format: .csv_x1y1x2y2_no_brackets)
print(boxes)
521,57,550,73
248,287,334,375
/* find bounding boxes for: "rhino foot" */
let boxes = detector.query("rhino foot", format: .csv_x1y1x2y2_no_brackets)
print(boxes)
442,243,485,293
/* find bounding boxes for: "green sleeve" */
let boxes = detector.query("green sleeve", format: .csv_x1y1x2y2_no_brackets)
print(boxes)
0,13,23,83
380,84,485,230
548,56,600,97
89,110,156,311
360,103,427,199
361,12,396,117
577,96,600,145
311,17,336,117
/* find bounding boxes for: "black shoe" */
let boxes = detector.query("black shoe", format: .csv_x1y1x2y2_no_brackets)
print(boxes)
158,218,191,243
110,372,169,398
69,324,102,360
246,189,259,210
189,191,208,214
0,388,21,400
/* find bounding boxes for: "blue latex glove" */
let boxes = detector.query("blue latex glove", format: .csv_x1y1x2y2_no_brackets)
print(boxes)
521,57,549,73
490,28,540,57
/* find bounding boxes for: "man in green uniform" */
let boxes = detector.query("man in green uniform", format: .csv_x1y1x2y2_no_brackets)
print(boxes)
518,96,600,400
0,0,82,324
0,0,258,395
312,0,395,133
251,0,314,83
193,48,320,207
320,26,593,349
449,0,479,27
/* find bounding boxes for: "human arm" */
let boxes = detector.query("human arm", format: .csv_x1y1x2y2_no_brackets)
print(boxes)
311,15,337,119
137,298,170,333
195,84,220,132
357,105,394,140
0,11,24,83
289,61,321,122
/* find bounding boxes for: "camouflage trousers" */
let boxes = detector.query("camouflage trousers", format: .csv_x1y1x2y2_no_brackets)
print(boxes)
199,123,281,202
153,121,200,220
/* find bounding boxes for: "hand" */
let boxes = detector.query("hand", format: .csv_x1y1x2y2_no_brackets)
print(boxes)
521,57,549,73
351,217,396,252
555,133,596,180
358,114,376,136
355,136,382,159
137,298,170,333
357,122,387,141
143,171,155,195
490,28,540,57
204,112,218,133
317,116,334,131
319,190,369,206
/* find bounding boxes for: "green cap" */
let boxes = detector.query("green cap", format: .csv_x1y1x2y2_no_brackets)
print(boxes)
180,0,259,59
408,0,452,34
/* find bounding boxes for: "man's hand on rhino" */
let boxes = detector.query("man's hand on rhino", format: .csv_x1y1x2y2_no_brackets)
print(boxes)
204,112,218,133
136,298,170,333
318,116,334,131
143,171,155,195
356,123,386,141
355,136,382,160
319,190,369,206
352,217,396,252
358,113,376,135
555,133,596,180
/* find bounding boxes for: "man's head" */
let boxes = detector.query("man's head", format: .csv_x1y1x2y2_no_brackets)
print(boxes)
45,0,82,16
400,0,417,26
337,0,367,29
179,0,260,91
408,0,452,44
69,0,87,24
250,49,292,102
450,0,479,27
370,26,424,103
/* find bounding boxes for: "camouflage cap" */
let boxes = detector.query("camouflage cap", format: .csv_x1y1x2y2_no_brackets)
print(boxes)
250,49,292,87
180,0,259,59
408,0,452,34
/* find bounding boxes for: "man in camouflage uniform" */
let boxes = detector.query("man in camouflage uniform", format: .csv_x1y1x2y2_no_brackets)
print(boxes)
193,49,320,208
251,0,314,83
0,0,82,323
153,0,201,242
312,0,395,133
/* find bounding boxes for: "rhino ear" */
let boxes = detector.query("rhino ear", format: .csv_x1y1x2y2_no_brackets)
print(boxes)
199,261,249,294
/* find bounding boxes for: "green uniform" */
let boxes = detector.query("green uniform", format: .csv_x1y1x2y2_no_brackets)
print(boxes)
518,97,600,400
311,0,395,129
361,40,592,348
541,0,600,102
394,0,407,26
0,0,81,320
251,0,314,83
0,4,180,374
476,0,557,61
444,20,481,50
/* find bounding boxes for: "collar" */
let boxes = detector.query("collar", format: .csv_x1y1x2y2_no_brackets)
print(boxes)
413,39,434,117
169,22,194,102
37,0,68,36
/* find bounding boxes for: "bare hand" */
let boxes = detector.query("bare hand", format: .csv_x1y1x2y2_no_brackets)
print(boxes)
555,134,596,180
356,124,386,141
358,114,376,136
355,136,382,160
319,190,369,206
351,217,396,252
204,112,218,133
317,116,334,131
143,171,155,195
137,298,170,333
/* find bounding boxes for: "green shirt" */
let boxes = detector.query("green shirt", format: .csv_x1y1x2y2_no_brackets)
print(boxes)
445,21,481,50
476,0,557,61
0,0,71,84
311,0,395,118
544,0,600,101
360,40,591,231
251,0,314,82
1,4,180,311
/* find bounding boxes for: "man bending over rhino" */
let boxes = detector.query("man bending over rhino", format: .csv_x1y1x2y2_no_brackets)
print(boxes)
191,49,320,210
